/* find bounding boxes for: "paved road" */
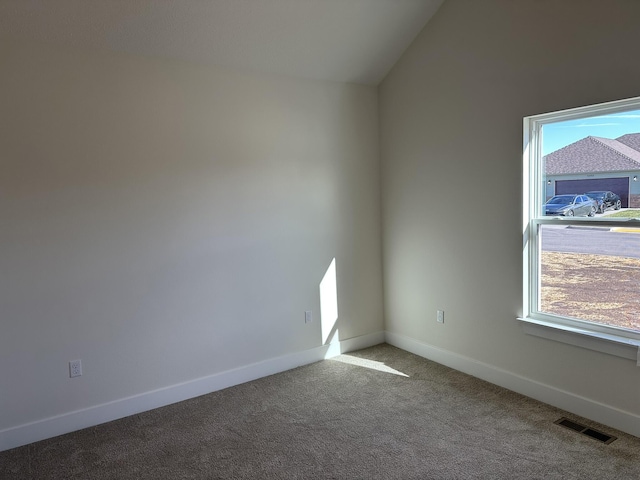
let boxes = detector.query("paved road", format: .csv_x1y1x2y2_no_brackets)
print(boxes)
541,225,640,259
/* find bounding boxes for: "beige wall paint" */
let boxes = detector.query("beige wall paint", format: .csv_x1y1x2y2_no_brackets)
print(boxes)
380,0,640,415
0,42,383,430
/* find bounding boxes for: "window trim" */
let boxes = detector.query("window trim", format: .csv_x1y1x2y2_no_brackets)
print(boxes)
521,96,640,363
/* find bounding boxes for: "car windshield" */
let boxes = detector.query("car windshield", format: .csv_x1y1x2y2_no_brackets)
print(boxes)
586,192,605,199
547,196,574,205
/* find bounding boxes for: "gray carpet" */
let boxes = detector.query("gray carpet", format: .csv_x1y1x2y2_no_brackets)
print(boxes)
1,344,639,479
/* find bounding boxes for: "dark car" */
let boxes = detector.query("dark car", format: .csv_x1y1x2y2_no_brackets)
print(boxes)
585,190,621,213
544,194,596,217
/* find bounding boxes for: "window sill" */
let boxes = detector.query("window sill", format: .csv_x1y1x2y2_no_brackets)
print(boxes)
517,317,640,365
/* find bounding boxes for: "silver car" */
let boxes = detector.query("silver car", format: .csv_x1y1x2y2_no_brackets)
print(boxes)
544,194,596,217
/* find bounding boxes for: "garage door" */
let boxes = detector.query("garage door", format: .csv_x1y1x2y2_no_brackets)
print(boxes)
555,177,629,207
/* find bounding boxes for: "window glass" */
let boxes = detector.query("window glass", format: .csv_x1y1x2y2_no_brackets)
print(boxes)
538,224,640,332
525,98,640,340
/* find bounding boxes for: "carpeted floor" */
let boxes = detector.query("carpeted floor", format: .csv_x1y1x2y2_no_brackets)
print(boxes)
1,344,639,479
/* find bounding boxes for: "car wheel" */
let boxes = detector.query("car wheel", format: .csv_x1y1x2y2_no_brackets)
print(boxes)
589,207,595,217
566,210,574,216
600,204,606,213
615,200,621,210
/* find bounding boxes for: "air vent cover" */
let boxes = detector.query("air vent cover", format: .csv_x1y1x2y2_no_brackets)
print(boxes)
554,417,617,444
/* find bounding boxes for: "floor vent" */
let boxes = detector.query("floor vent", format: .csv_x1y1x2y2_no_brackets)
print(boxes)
554,417,617,444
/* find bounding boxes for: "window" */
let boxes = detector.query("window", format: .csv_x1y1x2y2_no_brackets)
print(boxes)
522,97,640,361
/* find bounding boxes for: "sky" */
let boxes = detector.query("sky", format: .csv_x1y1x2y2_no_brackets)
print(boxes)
542,109,640,155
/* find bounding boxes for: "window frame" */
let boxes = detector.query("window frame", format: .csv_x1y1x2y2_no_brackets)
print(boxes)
521,96,640,362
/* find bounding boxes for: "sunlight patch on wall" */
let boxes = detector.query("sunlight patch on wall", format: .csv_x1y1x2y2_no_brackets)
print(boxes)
320,258,339,355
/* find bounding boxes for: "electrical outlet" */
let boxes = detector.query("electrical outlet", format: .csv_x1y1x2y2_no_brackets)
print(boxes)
305,310,313,324
437,310,445,323
69,359,82,378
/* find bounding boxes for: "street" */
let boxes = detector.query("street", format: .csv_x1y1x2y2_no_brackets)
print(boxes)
541,225,640,259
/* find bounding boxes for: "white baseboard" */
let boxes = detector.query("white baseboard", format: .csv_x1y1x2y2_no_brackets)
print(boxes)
385,331,640,439
0,331,385,452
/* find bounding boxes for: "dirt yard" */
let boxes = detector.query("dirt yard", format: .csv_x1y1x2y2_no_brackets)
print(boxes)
541,251,640,332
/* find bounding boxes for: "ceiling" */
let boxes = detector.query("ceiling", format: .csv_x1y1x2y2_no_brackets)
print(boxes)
0,0,443,85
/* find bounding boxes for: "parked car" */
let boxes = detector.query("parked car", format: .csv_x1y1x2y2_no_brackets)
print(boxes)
544,194,596,217
584,190,621,213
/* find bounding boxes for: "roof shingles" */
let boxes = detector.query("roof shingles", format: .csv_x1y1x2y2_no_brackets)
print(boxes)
616,133,640,152
544,135,640,175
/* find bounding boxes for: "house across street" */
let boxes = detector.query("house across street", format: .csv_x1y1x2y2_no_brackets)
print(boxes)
544,133,640,208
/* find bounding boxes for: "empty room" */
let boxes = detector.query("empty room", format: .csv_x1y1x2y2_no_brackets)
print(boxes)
2,0,640,478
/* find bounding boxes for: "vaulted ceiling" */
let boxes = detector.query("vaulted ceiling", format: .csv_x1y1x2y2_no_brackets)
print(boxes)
0,0,444,85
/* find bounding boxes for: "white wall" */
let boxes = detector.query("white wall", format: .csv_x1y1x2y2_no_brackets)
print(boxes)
0,42,383,442
380,0,640,428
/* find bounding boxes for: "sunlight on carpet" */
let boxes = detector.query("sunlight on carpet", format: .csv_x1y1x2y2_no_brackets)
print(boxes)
330,354,410,377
